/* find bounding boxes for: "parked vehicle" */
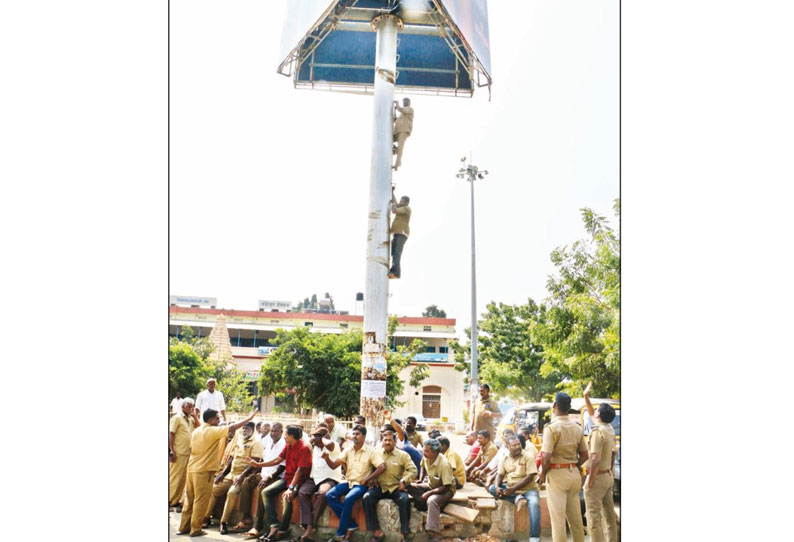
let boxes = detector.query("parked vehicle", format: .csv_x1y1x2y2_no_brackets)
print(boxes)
495,401,553,447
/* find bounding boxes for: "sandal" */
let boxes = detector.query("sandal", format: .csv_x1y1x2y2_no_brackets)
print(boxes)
230,523,251,533
370,535,386,542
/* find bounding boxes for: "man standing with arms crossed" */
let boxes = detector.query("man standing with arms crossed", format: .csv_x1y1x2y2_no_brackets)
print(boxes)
178,407,258,537
538,392,588,542
170,397,199,510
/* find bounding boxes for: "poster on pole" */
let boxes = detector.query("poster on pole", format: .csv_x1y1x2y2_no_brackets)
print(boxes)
361,380,386,398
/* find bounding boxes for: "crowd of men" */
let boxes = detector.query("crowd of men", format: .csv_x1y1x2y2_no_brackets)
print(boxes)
169,379,618,542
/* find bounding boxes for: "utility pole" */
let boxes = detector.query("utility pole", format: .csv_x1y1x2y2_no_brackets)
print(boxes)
457,158,488,425
359,14,403,430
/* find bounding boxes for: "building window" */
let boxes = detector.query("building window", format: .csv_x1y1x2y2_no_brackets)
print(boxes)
439,346,449,354
270,320,279,324
423,325,432,332
340,323,348,328
426,346,436,353
304,322,313,327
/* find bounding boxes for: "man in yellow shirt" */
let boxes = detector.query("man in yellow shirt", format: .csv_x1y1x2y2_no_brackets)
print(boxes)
177,408,258,537
169,397,199,509
465,430,498,484
406,438,456,542
437,437,465,489
388,189,411,280
539,393,589,542
470,383,501,435
490,435,541,542
321,424,386,541
362,431,417,542
206,422,264,534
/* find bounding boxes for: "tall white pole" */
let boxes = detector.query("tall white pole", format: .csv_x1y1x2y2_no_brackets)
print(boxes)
469,176,479,410
360,14,402,429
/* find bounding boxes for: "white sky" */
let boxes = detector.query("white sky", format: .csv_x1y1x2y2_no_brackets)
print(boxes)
170,0,618,339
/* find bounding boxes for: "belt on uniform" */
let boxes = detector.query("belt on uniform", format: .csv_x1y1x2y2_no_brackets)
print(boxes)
549,463,578,469
597,469,612,475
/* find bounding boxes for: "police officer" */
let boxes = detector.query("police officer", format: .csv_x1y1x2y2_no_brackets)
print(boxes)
583,402,618,542
538,392,588,542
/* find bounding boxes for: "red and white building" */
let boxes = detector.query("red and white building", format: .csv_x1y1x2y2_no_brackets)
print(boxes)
169,300,466,423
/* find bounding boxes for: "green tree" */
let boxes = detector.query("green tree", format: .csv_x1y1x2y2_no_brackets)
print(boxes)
530,200,620,398
448,300,555,401
258,319,429,417
168,325,253,411
422,305,447,318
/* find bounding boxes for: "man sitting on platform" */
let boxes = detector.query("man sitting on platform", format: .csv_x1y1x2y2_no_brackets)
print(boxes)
362,431,417,542
406,439,456,542
489,434,541,542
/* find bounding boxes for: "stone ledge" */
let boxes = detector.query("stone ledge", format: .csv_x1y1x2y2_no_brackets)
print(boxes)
214,490,552,540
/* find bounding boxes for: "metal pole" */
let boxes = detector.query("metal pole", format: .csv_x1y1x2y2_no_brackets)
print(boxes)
469,175,479,421
360,14,402,431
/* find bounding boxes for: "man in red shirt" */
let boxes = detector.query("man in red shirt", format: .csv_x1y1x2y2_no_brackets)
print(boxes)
245,424,312,541
464,431,481,468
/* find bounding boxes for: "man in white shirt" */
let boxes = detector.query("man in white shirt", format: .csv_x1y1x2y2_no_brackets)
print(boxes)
324,415,346,448
195,378,226,422
234,423,285,534
297,426,343,541
170,391,184,415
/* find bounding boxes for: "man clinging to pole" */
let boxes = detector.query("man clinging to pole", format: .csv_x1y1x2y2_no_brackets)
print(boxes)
392,97,413,170
389,186,411,279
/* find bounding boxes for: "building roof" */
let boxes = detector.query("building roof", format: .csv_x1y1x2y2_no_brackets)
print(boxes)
168,306,456,326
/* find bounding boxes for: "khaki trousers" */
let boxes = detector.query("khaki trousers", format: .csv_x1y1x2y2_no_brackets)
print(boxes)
406,483,452,533
584,473,618,542
547,468,585,542
207,477,239,523
393,132,409,168
239,473,262,520
179,470,215,535
169,454,189,506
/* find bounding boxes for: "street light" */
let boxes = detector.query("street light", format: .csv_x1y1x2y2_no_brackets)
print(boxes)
456,157,488,426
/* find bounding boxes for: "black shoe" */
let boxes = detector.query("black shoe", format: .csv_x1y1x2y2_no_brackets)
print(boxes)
220,523,229,535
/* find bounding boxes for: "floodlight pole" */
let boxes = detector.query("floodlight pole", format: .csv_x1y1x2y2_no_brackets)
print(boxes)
457,160,488,426
360,14,403,431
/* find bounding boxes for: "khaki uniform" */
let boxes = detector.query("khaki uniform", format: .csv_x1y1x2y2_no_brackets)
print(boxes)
406,430,423,449
392,104,414,169
179,424,231,534
499,449,538,491
472,440,498,482
444,449,466,488
472,396,501,435
408,453,455,532
208,434,265,523
338,444,384,485
584,423,618,542
169,412,197,506
377,448,418,492
541,415,588,542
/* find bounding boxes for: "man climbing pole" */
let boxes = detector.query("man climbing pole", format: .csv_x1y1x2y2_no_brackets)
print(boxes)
389,186,411,279
392,97,413,171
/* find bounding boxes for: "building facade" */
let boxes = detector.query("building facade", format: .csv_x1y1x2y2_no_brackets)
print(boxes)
169,303,466,423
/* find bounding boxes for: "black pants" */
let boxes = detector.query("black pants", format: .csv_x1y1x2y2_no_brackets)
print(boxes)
390,233,407,277
362,486,411,535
